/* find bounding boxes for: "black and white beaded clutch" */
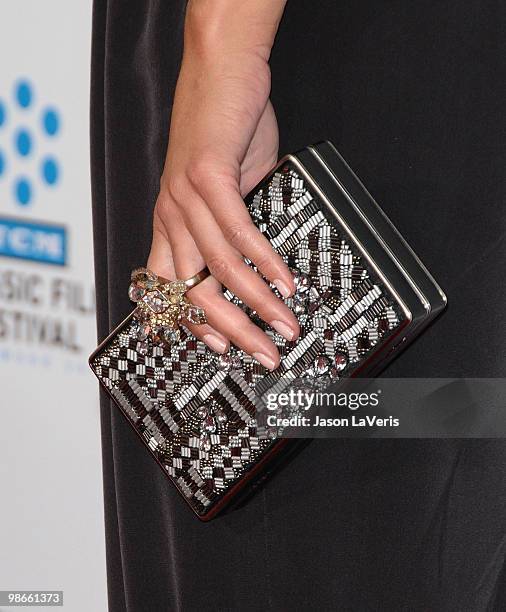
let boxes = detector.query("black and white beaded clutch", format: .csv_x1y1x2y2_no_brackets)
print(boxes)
89,142,446,520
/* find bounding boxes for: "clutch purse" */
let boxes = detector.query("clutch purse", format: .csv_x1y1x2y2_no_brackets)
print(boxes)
89,141,446,520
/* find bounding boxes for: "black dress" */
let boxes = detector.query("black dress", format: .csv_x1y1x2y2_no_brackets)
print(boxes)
90,1,506,610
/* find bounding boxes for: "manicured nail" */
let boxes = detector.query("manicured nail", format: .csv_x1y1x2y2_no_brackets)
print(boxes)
253,352,276,370
203,334,228,354
271,320,295,341
274,278,292,298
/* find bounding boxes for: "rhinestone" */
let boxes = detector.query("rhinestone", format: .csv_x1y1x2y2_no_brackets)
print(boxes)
128,283,145,302
131,268,157,288
136,340,148,356
168,280,187,295
197,406,208,419
267,428,278,440
161,326,180,344
199,434,211,452
294,271,310,294
334,353,348,371
137,323,150,341
314,355,330,376
204,415,216,433
150,325,161,342
293,298,306,316
166,291,181,305
186,305,206,325
143,289,167,314
135,307,150,324
230,355,241,369
215,408,227,424
217,354,234,371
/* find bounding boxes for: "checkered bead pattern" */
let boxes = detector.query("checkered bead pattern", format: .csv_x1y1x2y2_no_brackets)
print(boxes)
90,163,404,516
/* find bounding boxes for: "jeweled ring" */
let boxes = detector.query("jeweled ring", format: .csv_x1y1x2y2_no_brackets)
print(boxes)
128,266,209,346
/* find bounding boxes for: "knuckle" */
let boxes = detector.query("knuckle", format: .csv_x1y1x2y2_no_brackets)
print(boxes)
154,193,173,222
207,255,232,282
164,175,190,204
223,222,252,250
187,282,221,305
254,251,276,273
186,158,221,189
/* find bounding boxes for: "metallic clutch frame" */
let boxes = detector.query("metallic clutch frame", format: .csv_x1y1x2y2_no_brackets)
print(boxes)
89,141,446,520
296,142,447,369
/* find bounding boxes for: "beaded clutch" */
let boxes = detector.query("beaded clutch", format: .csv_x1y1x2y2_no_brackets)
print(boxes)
89,142,446,520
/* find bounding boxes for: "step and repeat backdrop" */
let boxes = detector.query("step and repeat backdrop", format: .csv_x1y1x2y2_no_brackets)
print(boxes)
0,2,107,610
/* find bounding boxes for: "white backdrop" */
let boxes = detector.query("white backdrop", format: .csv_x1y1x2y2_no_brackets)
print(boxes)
0,2,107,611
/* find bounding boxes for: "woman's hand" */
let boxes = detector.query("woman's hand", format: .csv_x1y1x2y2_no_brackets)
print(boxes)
147,0,295,370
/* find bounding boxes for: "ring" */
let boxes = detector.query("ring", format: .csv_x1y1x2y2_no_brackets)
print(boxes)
130,266,210,290
182,267,210,290
128,266,209,346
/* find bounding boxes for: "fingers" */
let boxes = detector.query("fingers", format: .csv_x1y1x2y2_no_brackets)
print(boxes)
161,200,286,368
188,166,295,298
148,213,229,354
171,193,299,341
188,286,282,370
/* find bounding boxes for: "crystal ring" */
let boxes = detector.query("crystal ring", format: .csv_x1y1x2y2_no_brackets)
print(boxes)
128,267,209,346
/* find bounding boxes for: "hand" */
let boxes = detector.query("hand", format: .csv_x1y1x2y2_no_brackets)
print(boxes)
147,1,296,370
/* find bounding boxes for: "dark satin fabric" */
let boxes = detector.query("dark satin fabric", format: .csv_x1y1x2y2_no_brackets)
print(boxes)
90,1,506,610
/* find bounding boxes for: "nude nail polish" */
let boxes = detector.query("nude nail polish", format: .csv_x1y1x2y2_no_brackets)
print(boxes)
274,278,292,298
252,352,276,370
203,334,228,354
271,320,295,341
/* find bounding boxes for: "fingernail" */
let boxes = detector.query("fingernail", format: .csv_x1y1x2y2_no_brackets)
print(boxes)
271,320,295,341
203,334,228,354
253,352,277,370
274,278,292,298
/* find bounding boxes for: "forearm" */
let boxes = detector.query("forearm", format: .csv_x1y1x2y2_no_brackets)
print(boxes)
185,0,287,62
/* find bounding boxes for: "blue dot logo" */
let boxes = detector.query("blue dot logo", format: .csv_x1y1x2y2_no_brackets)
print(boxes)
1,78,61,210
15,128,32,157
42,108,60,136
15,177,32,205
42,157,59,185
15,80,33,109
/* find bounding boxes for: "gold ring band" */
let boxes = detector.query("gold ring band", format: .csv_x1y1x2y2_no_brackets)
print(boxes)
182,267,210,290
138,266,210,291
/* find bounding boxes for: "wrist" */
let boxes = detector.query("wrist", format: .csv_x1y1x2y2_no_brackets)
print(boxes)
185,0,285,62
